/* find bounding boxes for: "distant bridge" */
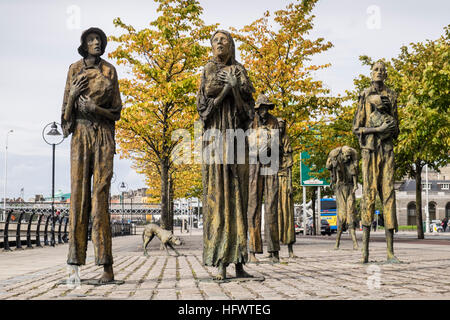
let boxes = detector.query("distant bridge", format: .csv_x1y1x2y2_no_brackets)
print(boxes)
1,202,202,222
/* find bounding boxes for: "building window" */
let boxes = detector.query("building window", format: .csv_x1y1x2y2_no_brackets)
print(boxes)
439,183,449,190
407,202,416,226
422,183,432,190
428,202,436,221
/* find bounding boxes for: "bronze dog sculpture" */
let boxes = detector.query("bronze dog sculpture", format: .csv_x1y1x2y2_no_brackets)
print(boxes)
142,224,182,256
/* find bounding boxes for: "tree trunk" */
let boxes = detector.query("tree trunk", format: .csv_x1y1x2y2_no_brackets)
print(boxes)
160,159,170,231
168,174,174,232
415,163,424,239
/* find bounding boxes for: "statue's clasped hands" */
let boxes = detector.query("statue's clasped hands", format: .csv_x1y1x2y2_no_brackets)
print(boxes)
217,69,241,90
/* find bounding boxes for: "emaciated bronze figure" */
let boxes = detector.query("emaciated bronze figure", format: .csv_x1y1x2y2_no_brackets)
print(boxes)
247,94,280,264
197,30,255,280
61,27,122,283
277,118,296,258
326,146,359,250
353,61,400,263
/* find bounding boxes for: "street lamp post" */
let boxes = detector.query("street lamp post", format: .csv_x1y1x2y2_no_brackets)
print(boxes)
118,181,128,222
42,122,64,246
3,129,13,221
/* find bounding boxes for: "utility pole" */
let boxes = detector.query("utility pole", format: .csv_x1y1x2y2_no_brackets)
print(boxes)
303,186,307,236
425,164,430,234
317,186,321,235
3,130,13,221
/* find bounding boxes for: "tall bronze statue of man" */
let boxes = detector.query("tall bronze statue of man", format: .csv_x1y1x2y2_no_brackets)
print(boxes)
197,30,255,280
353,61,399,263
61,27,122,283
247,94,280,264
277,118,296,258
326,146,359,250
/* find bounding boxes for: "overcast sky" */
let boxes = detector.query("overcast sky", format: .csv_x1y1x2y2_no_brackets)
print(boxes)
0,0,448,200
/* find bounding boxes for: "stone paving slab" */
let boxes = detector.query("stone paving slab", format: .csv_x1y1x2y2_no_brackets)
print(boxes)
1,230,450,300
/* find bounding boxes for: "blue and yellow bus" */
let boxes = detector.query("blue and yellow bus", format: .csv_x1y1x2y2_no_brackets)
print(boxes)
320,198,337,232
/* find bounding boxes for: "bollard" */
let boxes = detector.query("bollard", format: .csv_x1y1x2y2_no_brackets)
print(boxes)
3,210,13,251
26,211,35,249
63,216,69,243
50,213,55,247
44,214,50,246
57,216,63,244
15,210,25,250
112,222,117,237
36,214,43,247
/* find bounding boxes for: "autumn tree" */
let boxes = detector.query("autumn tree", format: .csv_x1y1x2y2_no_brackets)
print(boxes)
348,25,450,238
231,0,341,207
109,0,216,230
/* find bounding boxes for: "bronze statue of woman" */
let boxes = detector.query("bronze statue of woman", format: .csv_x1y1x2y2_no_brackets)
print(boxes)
197,30,255,280
61,27,122,283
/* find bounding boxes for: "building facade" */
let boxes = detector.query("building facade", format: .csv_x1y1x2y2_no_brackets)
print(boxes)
396,165,450,226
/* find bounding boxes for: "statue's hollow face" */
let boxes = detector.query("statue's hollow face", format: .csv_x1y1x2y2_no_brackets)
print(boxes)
342,150,352,163
257,105,270,119
371,62,387,82
84,32,102,57
212,32,231,60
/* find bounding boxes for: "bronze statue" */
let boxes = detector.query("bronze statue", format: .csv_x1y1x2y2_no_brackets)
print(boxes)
61,27,122,283
277,118,296,258
353,60,400,263
326,146,359,250
197,30,255,280
247,94,280,264
142,223,182,257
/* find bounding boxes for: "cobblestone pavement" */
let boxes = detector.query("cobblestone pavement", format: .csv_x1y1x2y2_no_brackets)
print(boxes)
1,230,450,300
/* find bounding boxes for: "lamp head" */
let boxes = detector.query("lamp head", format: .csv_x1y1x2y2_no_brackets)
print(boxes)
46,122,62,136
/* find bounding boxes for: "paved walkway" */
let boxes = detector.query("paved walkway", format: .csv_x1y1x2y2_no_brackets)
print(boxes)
1,230,450,300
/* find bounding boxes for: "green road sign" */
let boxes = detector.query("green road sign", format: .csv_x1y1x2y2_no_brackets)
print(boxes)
300,151,330,186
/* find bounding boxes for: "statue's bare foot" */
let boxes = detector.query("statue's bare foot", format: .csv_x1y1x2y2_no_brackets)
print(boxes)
359,255,369,264
360,250,369,264
248,253,259,264
213,264,226,280
235,263,253,278
359,258,369,264
270,252,280,264
288,245,297,258
386,255,401,264
353,244,359,250
334,245,340,250
213,273,225,281
99,265,114,283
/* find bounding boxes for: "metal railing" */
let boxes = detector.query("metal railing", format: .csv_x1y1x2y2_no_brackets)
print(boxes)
1,209,135,251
